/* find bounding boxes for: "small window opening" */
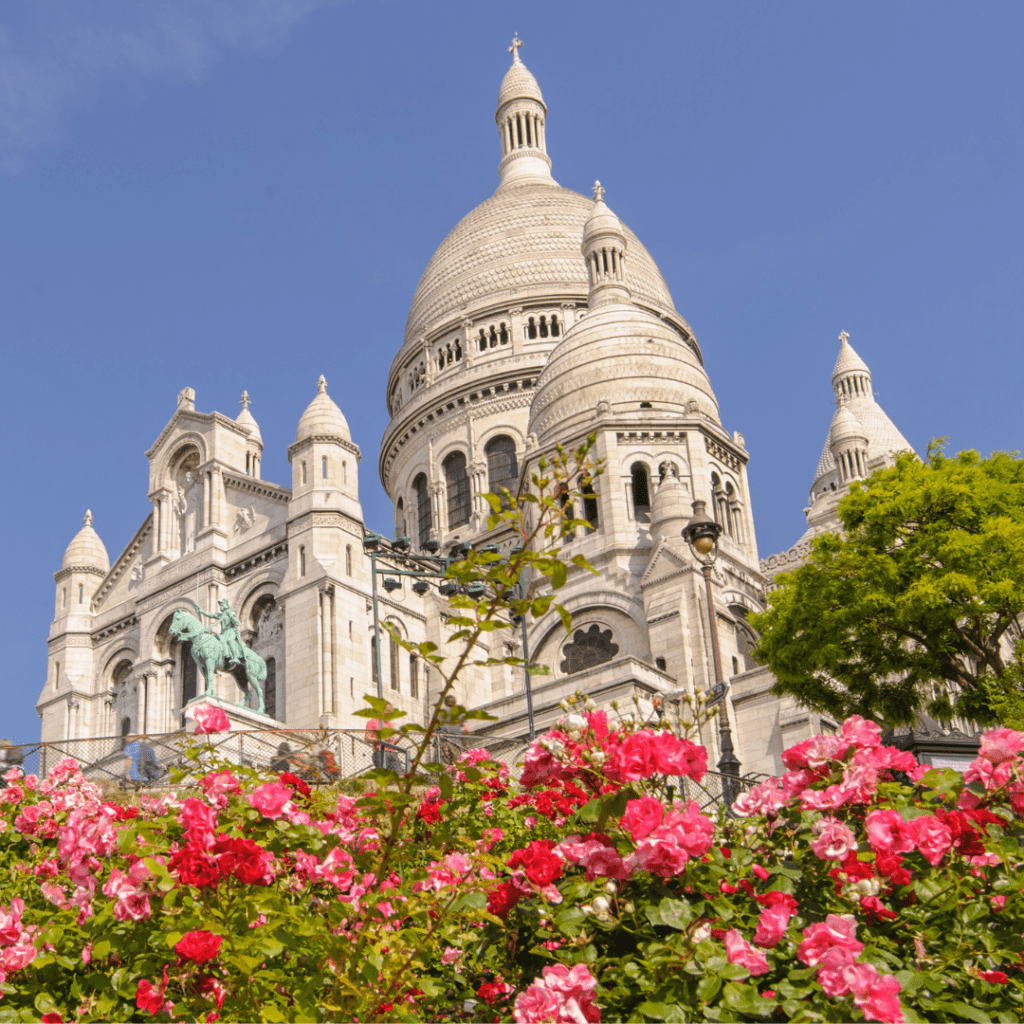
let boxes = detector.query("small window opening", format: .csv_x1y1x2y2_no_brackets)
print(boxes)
301,462,307,485
454,338,462,361
489,325,498,348
499,322,509,345
371,637,378,684
479,329,487,352
550,314,560,337
732,656,740,676
390,635,400,692
631,463,651,523
409,656,419,698
54,661,60,690
640,401,653,409
580,474,599,530
78,584,84,605
346,545,352,576
527,317,538,340
246,452,251,475
322,456,328,479
414,473,431,547
299,546,306,577
61,588,66,610
539,315,549,338
655,656,667,671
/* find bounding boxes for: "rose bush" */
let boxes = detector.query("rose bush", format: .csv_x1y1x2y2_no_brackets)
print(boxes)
0,707,1022,1022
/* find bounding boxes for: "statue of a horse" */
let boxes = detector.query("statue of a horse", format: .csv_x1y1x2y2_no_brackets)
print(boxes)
169,608,267,714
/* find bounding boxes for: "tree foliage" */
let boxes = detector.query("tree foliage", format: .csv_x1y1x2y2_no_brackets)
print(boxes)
751,443,1024,726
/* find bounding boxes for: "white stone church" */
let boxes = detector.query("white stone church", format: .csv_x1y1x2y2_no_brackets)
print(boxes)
39,44,915,777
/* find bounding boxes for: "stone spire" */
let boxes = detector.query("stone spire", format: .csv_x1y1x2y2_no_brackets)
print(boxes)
496,36,553,188
581,183,631,308
832,330,873,401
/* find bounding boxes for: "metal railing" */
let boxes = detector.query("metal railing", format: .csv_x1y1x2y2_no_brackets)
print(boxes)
2,730,413,791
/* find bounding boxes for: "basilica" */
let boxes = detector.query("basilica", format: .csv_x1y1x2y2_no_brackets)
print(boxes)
39,43,915,777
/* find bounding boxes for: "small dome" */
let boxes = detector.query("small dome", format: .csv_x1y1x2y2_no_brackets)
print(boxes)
236,391,262,444
295,375,350,444
649,472,691,545
497,54,545,112
830,401,867,445
529,304,718,444
582,190,626,245
62,510,110,572
832,334,871,383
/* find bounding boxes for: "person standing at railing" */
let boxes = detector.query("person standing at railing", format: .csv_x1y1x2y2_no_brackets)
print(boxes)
123,735,161,786
0,739,23,789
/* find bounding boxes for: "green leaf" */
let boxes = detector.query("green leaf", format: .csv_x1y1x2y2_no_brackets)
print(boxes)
33,993,57,1016
697,975,723,1002
645,897,693,931
439,772,454,801
937,1001,992,1023
557,603,572,632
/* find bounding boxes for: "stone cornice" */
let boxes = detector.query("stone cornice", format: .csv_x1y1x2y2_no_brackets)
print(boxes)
287,434,362,463
145,408,251,459
224,542,288,581
222,474,291,503
53,566,107,583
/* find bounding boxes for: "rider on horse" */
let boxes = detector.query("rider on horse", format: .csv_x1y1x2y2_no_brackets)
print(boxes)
195,598,245,668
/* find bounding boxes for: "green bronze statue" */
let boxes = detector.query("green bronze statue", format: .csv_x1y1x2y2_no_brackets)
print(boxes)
169,601,268,715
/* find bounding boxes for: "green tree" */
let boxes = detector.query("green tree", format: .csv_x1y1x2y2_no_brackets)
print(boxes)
751,443,1024,726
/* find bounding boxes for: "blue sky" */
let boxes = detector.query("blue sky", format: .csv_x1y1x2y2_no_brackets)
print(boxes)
2,1,1021,742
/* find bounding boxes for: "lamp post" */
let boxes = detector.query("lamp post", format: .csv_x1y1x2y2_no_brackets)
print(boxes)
362,534,536,740
682,500,742,803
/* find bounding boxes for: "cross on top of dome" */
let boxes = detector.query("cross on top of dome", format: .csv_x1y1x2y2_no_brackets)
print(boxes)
240,390,251,410
508,34,523,63
839,330,850,345
592,181,605,202
317,374,328,394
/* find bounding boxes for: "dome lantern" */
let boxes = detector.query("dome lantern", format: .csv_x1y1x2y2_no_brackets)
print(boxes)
582,182,631,308
495,36,554,188
236,390,264,479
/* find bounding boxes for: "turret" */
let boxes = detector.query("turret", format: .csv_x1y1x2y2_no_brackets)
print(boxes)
581,182,631,308
236,390,263,479
289,375,359,508
829,397,870,483
496,36,554,188
54,510,109,620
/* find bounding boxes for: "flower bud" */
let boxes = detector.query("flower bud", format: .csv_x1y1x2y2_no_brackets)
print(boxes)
603,881,617,894
580,904,592,916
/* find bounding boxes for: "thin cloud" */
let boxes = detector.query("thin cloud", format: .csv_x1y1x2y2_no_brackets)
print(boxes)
0,0,337,173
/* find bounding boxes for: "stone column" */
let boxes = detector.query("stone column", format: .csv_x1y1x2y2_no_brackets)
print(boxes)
151,497,161,555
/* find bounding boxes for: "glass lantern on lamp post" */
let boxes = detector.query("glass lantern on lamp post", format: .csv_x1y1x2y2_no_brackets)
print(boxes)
682,500,742,803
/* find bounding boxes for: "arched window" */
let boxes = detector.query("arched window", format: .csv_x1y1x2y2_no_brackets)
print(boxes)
299,547,306,577
322,456,328,479
61,588,66,610
54,661,60,690
478,329,487,352
78,584,84,604
444,452,471,528
712,473,732,536
489,325,498,348
413,473,431,547
485,435,518,499
346,545,352,576
395,496,406,538
539,315,549,338
454,338,462,361
409,655,419,699
556,482,573,544
559,625,619,674
631,463,651,523
301,462,307,485
342,461,347,485
499,322,509,345
580,474,599,530
725,482,739,540
390,634,400,692
264,657,277,720
550,314,561,337
120,718,132,746
527,317,538,339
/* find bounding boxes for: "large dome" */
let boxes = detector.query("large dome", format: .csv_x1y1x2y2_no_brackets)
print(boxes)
401,181,680,349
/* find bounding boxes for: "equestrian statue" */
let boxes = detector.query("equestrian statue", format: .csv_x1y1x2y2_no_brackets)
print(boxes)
169,599,268,714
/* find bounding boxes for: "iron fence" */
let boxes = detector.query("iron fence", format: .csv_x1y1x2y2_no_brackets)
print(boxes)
1,730,412,792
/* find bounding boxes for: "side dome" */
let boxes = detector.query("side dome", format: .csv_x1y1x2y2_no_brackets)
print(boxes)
296,375,350,444
497,57,545,110
62,511,109,572
529,303,719,444
401,184,680,350
236,390,262,444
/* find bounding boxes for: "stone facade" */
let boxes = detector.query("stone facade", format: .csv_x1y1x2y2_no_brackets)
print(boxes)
40,45,919,778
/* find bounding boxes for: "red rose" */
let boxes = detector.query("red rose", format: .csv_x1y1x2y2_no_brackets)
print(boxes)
279,772,311,799
212,836,274,885
169,846,221,888
507,840,563,887
486,882,521,919
417,799,443,824
41,1015,64,1023
979,971,1009,984
175,930,223,964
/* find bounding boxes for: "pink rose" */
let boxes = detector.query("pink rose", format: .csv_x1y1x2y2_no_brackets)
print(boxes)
864,809,915,855
979,727,1024,764
797,915,863,967
753,904,792,949
810,817,858,860
583,846,630,882
199,771,241,810
604,731,660,782
178,798,218,842
840,715,883,750
844,962,904,1023
649,732,708,781
441,946,463,965
621,796,664,841
189,704,231,734
908,815,953,866
724,929,770,976
514,963,601,1024
249,783,293,820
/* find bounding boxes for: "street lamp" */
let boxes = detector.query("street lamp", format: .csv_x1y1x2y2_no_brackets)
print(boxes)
682,499,742,802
